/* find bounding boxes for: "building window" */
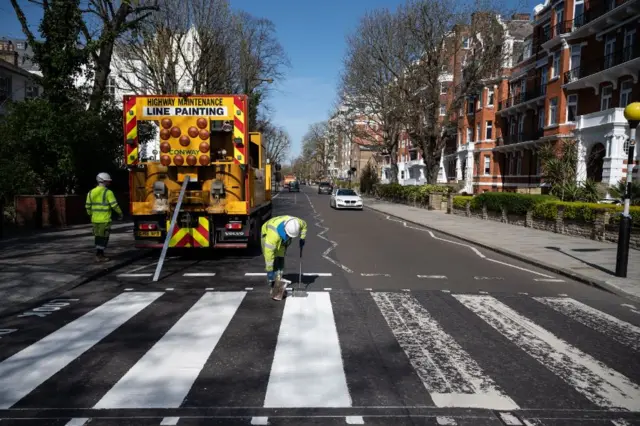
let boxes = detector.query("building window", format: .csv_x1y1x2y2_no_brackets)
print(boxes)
540,66,548,95
538,107,545,129
624,29,636,62
463,37,470,49
440,104,446,116
484,156,491,175
620,80,633,108
467,97,475,114
555,5,564,31
600,85,612,110
25,85,39,99
466,127,472,143
552,51,561,78
543,23,551,40
487,88,494,106
570,45,581,71
516,152,522,175
574,0,584,27
106,76,117,98
476,123,481,141
523,40,532,60
604,34,615,68
440,82,447,94
16,42,25,50
549,97,558,125
486,120,493,140
566,94,578,122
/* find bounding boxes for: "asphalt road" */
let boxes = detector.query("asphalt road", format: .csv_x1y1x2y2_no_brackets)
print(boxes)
0,185,639,425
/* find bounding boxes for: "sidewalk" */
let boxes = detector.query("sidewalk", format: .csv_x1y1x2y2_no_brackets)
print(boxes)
364,198,640,302
0,222,148,316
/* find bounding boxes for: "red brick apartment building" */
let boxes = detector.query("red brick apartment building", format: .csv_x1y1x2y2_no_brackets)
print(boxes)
442,0,639,195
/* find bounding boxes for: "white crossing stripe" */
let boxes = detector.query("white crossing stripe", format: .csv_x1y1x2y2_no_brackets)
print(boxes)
245,272,266,276
0,292,163,409
417,275,447,279
499,412,523,425
303,273,332,276
184,272,216,277
533,278,565,282
436,417,457,425
117,273,152,277
534,297,640,352
93,291,246,408
65,419,89,426
346,416,365,424
371,292,519,410
455,295,640,410
251,417,269,425
264,292,351,408
160,417,180,425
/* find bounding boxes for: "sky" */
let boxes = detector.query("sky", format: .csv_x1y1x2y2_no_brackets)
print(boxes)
0,0,535,159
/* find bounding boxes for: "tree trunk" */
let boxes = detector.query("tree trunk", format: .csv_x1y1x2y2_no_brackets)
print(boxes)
89,40,115,112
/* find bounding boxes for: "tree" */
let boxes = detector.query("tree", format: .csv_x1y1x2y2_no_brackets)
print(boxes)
301,121,334,179
259,121,291,165
340,8,408,183
401,1,507,183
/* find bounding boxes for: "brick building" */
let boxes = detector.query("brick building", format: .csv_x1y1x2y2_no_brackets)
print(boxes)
450,0,639,195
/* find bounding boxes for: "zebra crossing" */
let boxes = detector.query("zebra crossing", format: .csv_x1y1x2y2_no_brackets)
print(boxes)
0,288,639,425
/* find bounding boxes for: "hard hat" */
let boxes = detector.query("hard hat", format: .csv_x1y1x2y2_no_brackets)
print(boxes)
284,218,301,238
97,172,112,183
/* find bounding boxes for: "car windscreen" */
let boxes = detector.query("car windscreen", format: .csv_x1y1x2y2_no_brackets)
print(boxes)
337,189,357,196
319,182,331,187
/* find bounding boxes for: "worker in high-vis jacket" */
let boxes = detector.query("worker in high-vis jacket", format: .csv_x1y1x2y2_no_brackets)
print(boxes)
261,215,307,299
86,173,123,262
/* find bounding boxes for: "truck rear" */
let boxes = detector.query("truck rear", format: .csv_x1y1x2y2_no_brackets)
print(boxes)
124,94,273,250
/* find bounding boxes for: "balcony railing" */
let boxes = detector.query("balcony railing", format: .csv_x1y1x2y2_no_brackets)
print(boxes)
501,130,543,145
497,86,545,111
550,20,574,39
572,0,629,30
564,44,640,84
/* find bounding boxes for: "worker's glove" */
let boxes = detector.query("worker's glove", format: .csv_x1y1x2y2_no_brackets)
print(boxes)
267,271,276,281
299,239,305,249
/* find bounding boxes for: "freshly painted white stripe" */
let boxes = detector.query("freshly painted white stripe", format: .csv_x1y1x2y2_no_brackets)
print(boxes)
436,416,457,425
522,419,544,426
117,273,152,278
479,291,489,294
533,278,565,282
94,291,246,408
535,297,640,352
0,292,163,409
499,412,523,425
441,290,451,293
245,287,254,291
361,273,390,277
558,293,568,297
303,273,332,277
518,292,529,296
251,417,269,425
417,275,447,279
124,288,134,291
65,419,89,426
474,276,504,280
364,288,373,291
184,272,217,277
160,417,180,425
205,287,214,291
264,292,351,408
455,295,640,410
245,272,267,276
485,258,554,278
371,292,519,410
324,288,332,291
346,416,365,424
165,288,174,291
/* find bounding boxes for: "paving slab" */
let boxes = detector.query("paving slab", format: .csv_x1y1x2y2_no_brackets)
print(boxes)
0,222,148,316
363,197,640,302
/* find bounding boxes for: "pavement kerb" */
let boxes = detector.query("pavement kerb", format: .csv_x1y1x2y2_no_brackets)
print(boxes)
364,204,640,302
0,248,151,320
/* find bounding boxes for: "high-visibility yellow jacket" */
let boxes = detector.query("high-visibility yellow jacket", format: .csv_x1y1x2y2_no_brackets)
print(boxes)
85,186,123,223
260,215,307,272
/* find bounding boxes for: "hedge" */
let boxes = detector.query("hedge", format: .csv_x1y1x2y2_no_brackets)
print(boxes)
374,183,453,204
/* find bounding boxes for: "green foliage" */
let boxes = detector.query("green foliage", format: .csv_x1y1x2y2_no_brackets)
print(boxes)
474,192,557,215
608,180,640,205
359,162,379,194
373,183,452,204
453,195,472,209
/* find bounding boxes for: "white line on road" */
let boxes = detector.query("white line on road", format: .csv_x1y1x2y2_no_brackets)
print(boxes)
499,412,524,425
346,416,365,424
621,304,637,309
205,288,214,291
324,288,332,291
93,291,246,408
264,292,352,408
533,278,565,282
245,272,267,276
117,273,152,278
441,290,451,293
65,419,89,426
371,292,519,410
0,292,163,409
245,287,254,291
474,276,504,280
361,273,391,277
303,273,332,277
383,215,555,278
251,417,269,425
184,272,217,277
455,294,640,410
364,288,373,291
417,275,447,279
165,288,174,291
534,297,640,352
436,416,458,425
160,417,180,425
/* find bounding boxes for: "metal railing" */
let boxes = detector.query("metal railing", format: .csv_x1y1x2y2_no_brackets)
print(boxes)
564,44,640,84
501,130,544,145
497,86,545,111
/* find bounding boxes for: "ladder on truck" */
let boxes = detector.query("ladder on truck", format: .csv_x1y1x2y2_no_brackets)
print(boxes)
152,176,190,282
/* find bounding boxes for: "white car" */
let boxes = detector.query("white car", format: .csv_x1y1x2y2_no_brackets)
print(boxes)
330,188,364,210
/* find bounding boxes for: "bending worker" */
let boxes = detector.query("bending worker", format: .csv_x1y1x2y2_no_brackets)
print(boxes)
85,173,123,262
261,215,307,296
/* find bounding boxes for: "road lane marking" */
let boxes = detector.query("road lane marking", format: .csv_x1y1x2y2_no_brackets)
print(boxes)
534,297,640,352
417,275,447,279
245,272,267,276
499,412,523,425
474,276,504,280
160,417,180,425
346,416,365,424
361,273,391,277
251,417,269,425
65,419,89,426
533,278,565,282
93,291,246,408
371,292,519,410
184,272,217,277
436,417,457,425
324,288,332,291
264,292,351,407
0,292,163,409
117,273,152,278
455,294,640,410
383,215,555,278
304,273,332,276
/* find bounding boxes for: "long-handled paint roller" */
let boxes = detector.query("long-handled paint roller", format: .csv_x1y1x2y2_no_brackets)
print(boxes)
292,245,308,297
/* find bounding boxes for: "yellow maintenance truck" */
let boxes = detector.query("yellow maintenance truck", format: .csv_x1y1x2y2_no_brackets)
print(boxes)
123,93,273,250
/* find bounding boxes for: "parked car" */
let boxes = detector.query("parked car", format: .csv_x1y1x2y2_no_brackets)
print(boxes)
289,180,300,192
330,188,363,210
318,182,333,194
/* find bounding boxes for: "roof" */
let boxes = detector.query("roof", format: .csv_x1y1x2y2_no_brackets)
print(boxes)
0,58,39,79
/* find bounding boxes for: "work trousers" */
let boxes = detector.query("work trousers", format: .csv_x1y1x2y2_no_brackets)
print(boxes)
93,222,112,255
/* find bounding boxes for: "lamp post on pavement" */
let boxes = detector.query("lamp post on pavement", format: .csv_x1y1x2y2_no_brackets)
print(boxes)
615,102,640,277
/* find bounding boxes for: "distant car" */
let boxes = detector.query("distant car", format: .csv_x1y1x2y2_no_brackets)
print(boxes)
330,188,363,210
289,180,300,192
318,182,333,194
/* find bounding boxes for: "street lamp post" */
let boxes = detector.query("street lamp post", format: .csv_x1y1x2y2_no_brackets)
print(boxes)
615,102,640,277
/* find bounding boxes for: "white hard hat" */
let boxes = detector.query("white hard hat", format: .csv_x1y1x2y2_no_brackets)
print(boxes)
284,218,301,238
97,172,112,183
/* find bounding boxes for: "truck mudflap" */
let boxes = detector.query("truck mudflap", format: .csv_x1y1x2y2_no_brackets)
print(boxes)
166,217,210,248
133,214,211,249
